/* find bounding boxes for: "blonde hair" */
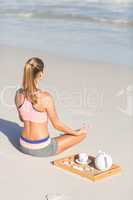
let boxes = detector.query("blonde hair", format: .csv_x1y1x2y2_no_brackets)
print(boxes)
23,57,44,104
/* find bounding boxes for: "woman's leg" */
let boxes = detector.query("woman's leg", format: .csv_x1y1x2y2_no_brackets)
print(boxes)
54,132,87,154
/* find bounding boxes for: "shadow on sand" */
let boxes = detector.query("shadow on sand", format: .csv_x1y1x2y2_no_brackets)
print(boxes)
0,118,22,150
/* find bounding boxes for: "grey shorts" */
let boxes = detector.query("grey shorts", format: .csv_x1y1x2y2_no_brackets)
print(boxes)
19,138,58,157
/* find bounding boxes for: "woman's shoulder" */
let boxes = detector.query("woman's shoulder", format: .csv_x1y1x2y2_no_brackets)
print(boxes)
15,88,25,100
39,90,54,105
15,88,25,108
16,88,25,96
39,90,52,98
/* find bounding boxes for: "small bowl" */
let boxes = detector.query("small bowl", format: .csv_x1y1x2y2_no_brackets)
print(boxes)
75,158,92,165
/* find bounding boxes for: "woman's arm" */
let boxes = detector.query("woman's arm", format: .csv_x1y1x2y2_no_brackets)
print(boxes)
18,112,24,122
14,89,24,122
42,92,85,136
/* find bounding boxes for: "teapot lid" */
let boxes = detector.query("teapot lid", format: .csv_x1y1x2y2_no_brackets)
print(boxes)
98,150,105,154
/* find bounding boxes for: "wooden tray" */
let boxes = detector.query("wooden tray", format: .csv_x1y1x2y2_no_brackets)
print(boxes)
51,154,121,182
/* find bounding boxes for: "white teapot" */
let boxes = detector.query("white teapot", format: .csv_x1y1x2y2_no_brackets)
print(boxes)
95,151,113,171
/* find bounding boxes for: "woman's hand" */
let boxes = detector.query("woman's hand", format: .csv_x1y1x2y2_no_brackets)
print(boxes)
72,127,89,136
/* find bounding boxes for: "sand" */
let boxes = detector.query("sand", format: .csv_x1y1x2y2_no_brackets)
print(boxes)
0,44,133,200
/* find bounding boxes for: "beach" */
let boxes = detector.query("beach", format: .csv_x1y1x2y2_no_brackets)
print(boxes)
0,0,133,66
0,44,133,200
0,0,133,199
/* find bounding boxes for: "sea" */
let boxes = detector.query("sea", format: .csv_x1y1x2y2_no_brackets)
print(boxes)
0,0,133,65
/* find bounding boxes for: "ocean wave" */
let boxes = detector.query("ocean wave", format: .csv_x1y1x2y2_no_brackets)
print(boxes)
0,0,133,9
1,0,133,4
0,10,133,28
0,1,133,28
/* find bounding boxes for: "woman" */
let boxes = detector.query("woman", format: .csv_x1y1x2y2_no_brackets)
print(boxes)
15,57,87,157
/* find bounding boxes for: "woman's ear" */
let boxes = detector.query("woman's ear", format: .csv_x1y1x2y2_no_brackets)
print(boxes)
36,71,44,81
40,71,44,80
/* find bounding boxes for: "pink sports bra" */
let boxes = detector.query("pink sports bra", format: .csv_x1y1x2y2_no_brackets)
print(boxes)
18,98,48,123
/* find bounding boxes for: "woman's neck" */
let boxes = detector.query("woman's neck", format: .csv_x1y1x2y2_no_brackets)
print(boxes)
35,80,39,89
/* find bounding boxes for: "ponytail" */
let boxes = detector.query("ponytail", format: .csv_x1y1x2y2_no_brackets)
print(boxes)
22,58,44,104
23,62,37,104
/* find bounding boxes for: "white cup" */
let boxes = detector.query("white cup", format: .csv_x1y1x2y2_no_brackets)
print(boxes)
78,153,88,163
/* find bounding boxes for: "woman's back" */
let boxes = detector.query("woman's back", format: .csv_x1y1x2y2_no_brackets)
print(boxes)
18,93,48,123
16,89,49,140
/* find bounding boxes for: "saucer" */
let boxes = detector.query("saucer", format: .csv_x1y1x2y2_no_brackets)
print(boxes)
75,158,92,165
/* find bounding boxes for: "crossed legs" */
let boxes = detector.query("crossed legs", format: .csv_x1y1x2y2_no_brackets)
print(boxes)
54,132,87,154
